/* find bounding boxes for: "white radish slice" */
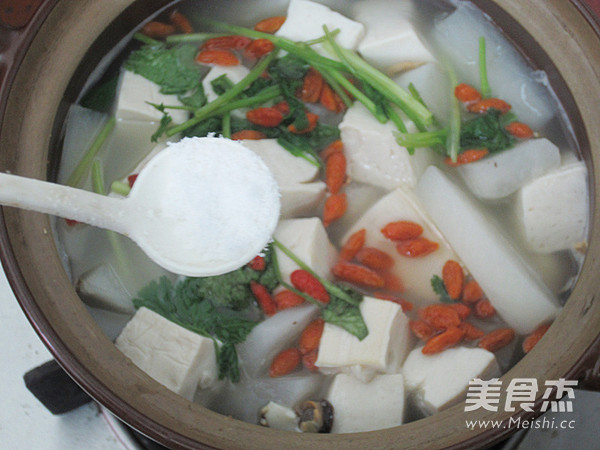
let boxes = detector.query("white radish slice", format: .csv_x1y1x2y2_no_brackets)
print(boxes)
416,166,559,334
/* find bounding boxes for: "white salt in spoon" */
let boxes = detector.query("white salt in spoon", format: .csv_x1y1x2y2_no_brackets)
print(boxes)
0,136,281,276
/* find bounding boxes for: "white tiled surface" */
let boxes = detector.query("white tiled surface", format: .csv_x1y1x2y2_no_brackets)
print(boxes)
0,266,127,449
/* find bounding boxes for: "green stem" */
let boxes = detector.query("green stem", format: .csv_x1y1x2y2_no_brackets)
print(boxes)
133,32,162,46
445,63,461,162
91,160,133,278
166,50,278,137
479,36,491,98
165,32,228,44
221,112,231,138
66,116,116,188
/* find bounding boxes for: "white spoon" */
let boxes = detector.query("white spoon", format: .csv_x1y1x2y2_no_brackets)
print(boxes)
0,136,281,277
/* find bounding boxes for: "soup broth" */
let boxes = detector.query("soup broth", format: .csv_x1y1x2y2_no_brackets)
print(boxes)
54,0,588,434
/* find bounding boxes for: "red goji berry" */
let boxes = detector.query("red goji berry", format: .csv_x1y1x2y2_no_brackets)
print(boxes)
246,107,284,127
522,323,551,353
422,326,465,354
244,38,275,59
273,289,305,310
254,16,286,34
141,21,176,39
467,98,511,114
381,220,423,241
442,260,464,300
248,255,266,271
505,121,534,139
298,318,324,355
478,328,515,352
355,247,394,271
201,35,251,51
269,348,301,377
445,149,489,167
290,270,330,304
325,151,346,195
288,112,319,134
250,281,277,316
299,68,324,103
339,228,366,261
169,11,193,34
454,83,482,103
196,49,240,66
331,261,385,289
322,192,347,227
419,304,462,330
396,237,439,257
231,130,266,140
410,319,434,341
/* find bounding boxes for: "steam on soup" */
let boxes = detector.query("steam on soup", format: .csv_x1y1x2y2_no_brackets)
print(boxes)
55,0,588,434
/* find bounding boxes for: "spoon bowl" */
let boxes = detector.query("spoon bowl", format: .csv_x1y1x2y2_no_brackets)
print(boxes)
0,137,281,276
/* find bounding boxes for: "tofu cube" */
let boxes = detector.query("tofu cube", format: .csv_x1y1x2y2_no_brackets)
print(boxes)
516,161,589,253
279,182,327,219
342,187,461,304
273,218,338,283
353,0,434,73
340,102,436,190
403,346,499,415
240,139,325,219
240,139,319,185
115,71,189,123
115,307,217,400
276,0,365,56
327,373,405,433
416,166,560,334
316,296,412,382
457,138,561,199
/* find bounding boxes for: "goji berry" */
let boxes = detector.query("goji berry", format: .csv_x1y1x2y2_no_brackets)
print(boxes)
522,323,551,353
246,107,284,127
454,83,482,103
462,280,484,304
396,237,439,257
474,299,496,319
141,21,176,39
459,322,485,341
250,281,277,316
201,35,251,51
244,38,275,59
272,100,290,116
288,112,319,134
273,289,305,310
298,318,324,355
319,83,345,112
381,271,405,293
422,326,465,355
505,121,534,139
320,140,343,161
355,247,394,271
65,219,80,227
254,16,286,34
290,270,330,304
339,228,366,261
445,149,489,167
467,98,511,114
302,349,319,372
478,328,515,352
325,151,346,195
299,68,324,103
248,255,266,271
331,261,385,289
231,130,266,140
448,302,471,320
322,192,347,227
419,304,461,330
381,220,423,241
373,292,413,312
196,49,240,66
409,319,434,341
127,174,138,188
169,11,193,34
442,260,464,300
269,348,301,377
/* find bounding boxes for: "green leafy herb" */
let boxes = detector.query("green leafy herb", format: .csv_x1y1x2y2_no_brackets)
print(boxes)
151,109,173,142
211,74,235,96
431,275,453,304
179,85,207,109
177,246,278,311
322,295,368,340
460,109,515,153
80,76,119,113
125,43,203,95
133,277,258,382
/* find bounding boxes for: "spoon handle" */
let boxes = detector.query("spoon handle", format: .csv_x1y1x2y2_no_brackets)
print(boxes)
0,172,131,235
